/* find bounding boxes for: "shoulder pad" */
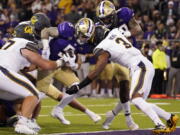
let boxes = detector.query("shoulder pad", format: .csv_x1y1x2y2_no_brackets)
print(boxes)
25,42,40,53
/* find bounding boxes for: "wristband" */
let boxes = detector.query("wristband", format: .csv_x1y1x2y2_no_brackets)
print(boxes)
78,77,92,89
42,39,49,50
56,59,63,67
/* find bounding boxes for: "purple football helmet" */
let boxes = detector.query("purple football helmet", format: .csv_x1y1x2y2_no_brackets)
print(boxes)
58,21,75,39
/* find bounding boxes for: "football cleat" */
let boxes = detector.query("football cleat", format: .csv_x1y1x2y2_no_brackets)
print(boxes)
126,120,139,130
6,115,19,127
51,107,71,125
102,111,115,129
166,114,179,132
15,117,37,135
15,124,37,135
28,119,41,132
152,124,171,134
89,113,102,123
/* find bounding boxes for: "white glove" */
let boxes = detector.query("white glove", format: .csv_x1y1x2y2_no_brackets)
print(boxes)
61,53,78,70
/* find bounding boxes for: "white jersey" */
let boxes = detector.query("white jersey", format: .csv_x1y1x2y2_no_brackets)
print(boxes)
94,28,144,69
0,38,36,72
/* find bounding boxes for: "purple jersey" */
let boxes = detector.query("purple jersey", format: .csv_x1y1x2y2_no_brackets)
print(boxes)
49,37,78,61
0,39,5,48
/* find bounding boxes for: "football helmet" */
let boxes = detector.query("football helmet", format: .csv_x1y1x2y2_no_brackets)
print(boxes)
30,12,51,36
75,18,95,45
58,21,75,40
13,24,35,41
93,25,110,46
96,0,116,28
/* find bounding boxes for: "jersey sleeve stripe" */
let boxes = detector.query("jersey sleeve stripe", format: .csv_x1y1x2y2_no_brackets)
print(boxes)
0,66,39,98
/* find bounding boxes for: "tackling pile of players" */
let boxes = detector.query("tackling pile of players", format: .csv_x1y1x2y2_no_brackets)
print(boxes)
0,0,179,135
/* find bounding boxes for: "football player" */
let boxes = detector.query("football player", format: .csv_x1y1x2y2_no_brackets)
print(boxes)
30,14,101,125
95,0,142,129
74,18,138,130
96,0,142,47
66,19,179,134
0,24,66,134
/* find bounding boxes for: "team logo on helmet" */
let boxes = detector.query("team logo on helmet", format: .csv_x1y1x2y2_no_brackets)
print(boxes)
30,16,38,25
24,26,33,34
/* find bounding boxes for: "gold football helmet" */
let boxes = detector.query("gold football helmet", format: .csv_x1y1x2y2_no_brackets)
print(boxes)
75,18,95,44
96,0,116,28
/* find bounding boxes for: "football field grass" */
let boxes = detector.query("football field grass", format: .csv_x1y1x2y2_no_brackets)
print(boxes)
0,97,180,135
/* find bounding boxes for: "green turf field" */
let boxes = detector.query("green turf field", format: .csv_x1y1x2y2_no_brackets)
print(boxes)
0,98,180,135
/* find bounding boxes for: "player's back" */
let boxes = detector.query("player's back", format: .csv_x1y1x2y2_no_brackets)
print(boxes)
0,38,33,72
95,28,144,68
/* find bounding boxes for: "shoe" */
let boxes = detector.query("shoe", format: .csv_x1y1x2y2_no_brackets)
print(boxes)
28,119,41,132
166,114,179,132
51,107,71,125
15,124,37,135
15,118,37,135
89,113,101,123
152,124,171,134
6,115,19,127
102,111,115,129
126,120,139,130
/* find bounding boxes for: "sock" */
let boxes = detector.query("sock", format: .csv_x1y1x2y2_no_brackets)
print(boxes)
150,103,171,120
100,88,105,95
122,102,132,122
57,93,77,109
92,89,96,95
132,97,165,126
112,102,123,115
107,89,113,97
85,109,96,117
114,88,119,97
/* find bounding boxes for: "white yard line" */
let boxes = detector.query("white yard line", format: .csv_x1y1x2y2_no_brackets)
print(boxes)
39,111,180,117
42,102,170,108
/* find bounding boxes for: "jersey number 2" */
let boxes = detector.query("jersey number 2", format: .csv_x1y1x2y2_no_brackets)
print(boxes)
115,37,132,48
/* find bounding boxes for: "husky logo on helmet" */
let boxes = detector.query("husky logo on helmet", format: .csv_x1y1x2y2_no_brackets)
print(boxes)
96,0,115,18
30,16,38,25
24,26,33,34
75,18,95,45
75,18,95,37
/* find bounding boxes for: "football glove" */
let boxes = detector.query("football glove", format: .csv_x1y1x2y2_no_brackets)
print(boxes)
61,52,78,70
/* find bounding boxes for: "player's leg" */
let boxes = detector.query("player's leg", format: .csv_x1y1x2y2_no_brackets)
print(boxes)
103,64,138,130
105,63,114,98
0,67,40,134
130,61,172,134
53,68,101,123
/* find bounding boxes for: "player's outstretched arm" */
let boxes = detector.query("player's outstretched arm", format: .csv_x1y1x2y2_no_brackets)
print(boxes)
128,17,143,36
66,51,109,95
21,48,62,70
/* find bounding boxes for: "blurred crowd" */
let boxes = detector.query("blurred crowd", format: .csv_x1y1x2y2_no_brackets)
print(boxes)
0,0,180,97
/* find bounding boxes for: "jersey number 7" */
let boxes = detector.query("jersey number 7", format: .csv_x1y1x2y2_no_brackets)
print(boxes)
1,40,15,50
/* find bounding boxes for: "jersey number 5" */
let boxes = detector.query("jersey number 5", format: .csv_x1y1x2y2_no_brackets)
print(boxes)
1,40,15,50
115,37,132,48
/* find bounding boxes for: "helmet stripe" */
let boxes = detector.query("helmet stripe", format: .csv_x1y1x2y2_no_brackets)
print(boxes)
87,19,92,36
100,1,105,17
